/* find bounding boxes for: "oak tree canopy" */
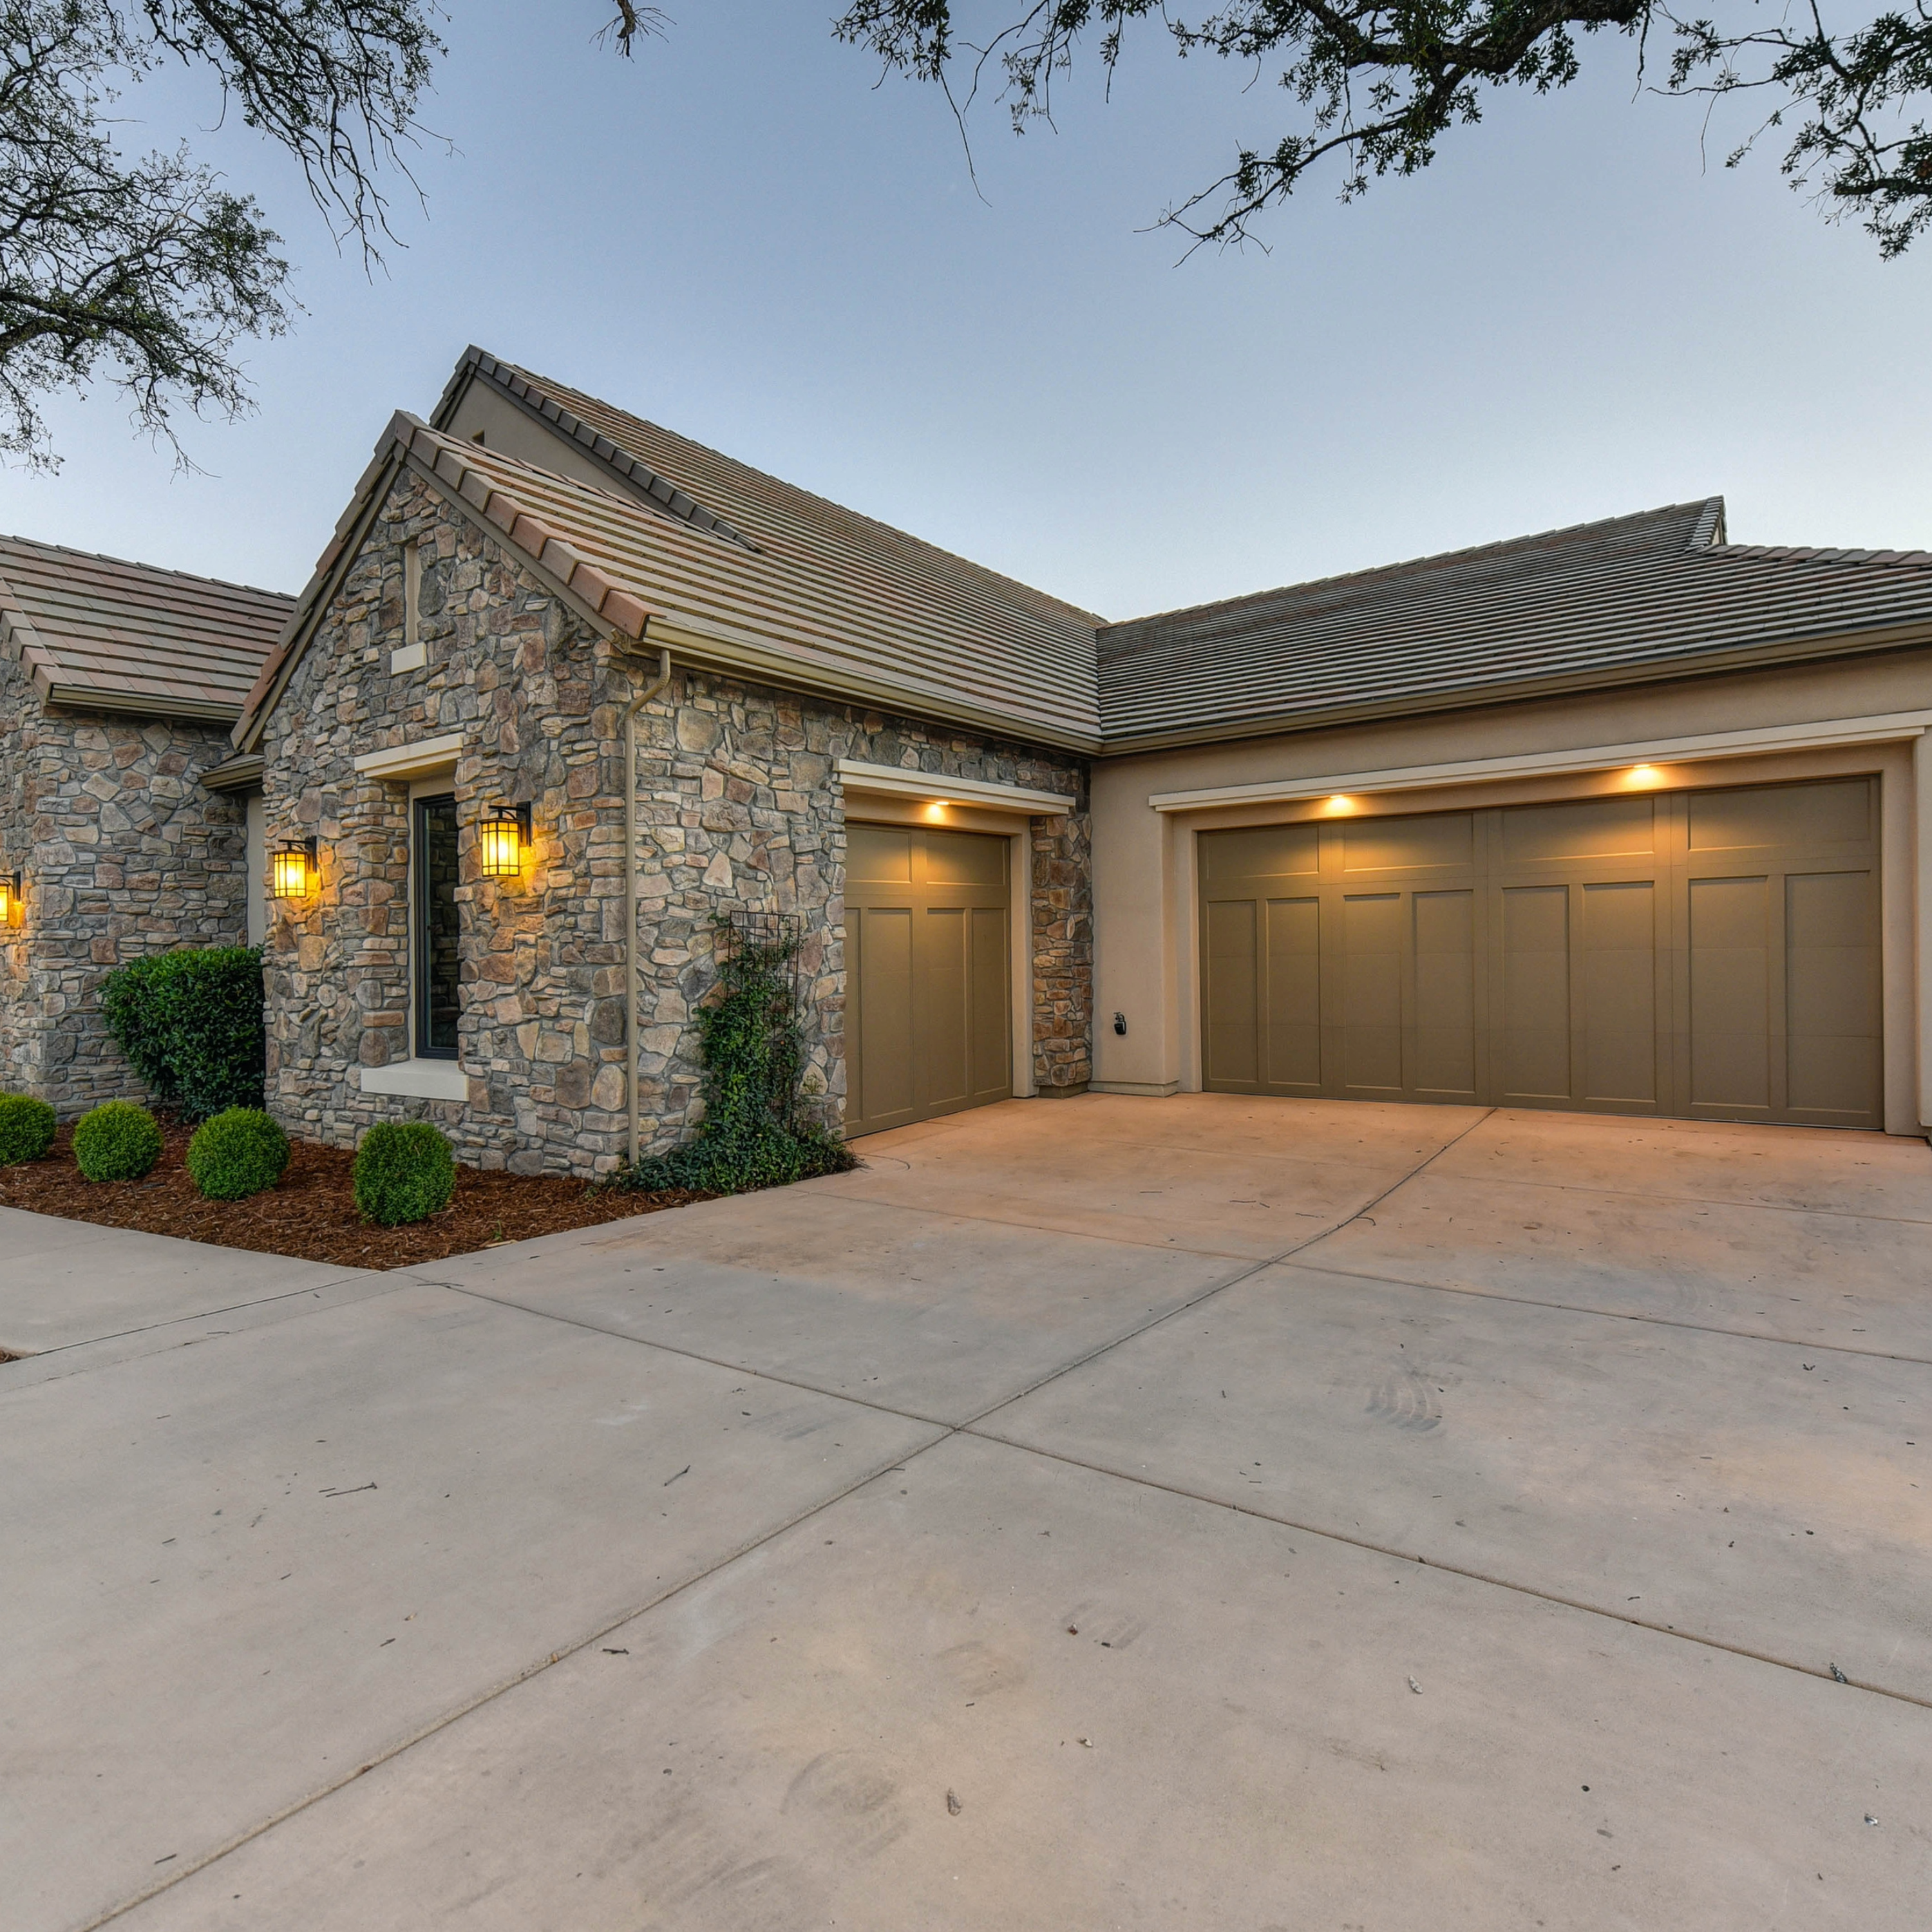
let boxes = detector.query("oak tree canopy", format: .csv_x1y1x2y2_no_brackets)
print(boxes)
2,1,1922,468
834,0,1932,257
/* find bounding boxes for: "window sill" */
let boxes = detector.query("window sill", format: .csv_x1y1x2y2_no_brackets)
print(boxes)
360,1059,468,1102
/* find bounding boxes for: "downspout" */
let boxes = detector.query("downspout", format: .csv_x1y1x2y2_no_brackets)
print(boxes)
616,637,672,1166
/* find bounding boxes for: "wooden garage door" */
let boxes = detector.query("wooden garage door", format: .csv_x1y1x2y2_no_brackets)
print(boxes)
1199,777,1881,1127
845,824,1012,1136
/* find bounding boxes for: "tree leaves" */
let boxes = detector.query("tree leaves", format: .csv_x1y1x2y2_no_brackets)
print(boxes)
835,0,1932,254
0,3,292,466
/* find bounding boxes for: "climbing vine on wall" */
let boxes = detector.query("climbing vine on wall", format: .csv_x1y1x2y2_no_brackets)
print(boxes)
607,916,855,1196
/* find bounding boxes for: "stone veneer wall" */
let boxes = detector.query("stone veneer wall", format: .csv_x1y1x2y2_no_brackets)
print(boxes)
260,467,1092,1177
0,643,251,1112
630,665,1092,1142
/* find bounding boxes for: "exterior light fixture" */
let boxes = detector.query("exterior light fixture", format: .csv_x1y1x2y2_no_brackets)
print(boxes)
478,802,531,880
1322,794,1356,814
270,838,317,900
0,871,21,926
923,800,951,822
1625,764,1665,789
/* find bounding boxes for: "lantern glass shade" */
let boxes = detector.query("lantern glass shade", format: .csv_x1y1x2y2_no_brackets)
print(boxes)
478,804,529,880
0,872,19,925
270,839,316,900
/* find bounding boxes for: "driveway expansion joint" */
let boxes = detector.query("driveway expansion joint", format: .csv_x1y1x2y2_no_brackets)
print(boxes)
1286,1258,1932,1367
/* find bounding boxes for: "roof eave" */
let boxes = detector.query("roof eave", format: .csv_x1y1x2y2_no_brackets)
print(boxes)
1094,618,1932,757
41,681,242,724
200,751,265,791
643,610,1102,756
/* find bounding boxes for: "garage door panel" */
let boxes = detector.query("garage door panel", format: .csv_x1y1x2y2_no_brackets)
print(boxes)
1265,898,1322,1092
1787,1035,1882,1122
1688,876,1772,1113
925,828,1008,888
853,906,916,1130
1501,886,1572,1101
1689,778,1872,854
919,907,971,1112
1580,882,1658,1106
1203,899,1260,1089
1413,891,1477,1099
848,824,913,885
970,905,1012,1104
1501,796,1658,864
1340,894,1404,1094
1785,870,1880,1123
1343,813,1473,875
1785,871,1881,1036
1202,822,1318,886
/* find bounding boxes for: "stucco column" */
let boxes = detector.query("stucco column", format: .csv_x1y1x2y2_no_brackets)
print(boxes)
1090,762,1181,1095
1915,732,1932,1130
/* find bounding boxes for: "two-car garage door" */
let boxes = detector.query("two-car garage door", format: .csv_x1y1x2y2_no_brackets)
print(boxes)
1199,777,1882,1127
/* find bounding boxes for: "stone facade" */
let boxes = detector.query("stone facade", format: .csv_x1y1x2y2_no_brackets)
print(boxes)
0,643,252,1112
259,468,1092,1177
630,666,1092,1145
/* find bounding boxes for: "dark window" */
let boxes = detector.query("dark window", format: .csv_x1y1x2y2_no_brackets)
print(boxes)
414,793,460,1059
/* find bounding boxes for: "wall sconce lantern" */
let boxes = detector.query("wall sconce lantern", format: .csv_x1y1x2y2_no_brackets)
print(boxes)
0,871,21,926
270,837,317,900
478,802,531,880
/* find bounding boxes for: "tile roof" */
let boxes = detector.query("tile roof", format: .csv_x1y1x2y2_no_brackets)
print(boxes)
1097,502,1932,749
0,535,291,722
436,348,1104,745
242,346,1932,759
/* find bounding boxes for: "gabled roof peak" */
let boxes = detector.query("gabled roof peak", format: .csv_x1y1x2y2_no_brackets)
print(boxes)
435,347,761,553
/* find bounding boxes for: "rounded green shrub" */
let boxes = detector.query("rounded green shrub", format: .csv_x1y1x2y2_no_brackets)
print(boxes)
99,945,265,1121
353,1122,456,1226
71,1101,164,1182
0,1093,56,1165
185,1107,290,1201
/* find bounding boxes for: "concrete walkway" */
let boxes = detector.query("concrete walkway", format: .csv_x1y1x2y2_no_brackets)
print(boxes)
4,1095,1929,1928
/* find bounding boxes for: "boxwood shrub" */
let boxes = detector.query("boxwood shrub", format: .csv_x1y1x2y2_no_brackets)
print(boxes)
72,1101,164,1182
186,1108,290,1200
354,1122,456,1226
0,1093,56,1164
99,946,265,1121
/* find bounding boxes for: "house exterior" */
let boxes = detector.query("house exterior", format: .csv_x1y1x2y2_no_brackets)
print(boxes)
0,538,289,1112
198,346,1932,1171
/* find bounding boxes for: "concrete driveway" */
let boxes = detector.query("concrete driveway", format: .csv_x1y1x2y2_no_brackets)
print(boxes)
4,1094,1929,1929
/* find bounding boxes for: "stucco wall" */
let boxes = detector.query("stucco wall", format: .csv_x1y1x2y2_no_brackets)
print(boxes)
0,641,251,1112
260,467,1092,1177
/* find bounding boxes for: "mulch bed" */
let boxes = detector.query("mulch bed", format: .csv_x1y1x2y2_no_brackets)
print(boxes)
0,1120,710,1271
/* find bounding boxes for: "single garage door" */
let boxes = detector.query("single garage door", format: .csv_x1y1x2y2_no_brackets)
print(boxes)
1200,776,1882,1127
844,823,1012,1136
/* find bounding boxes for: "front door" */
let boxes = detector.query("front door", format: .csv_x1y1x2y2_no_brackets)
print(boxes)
845,824,1012,1136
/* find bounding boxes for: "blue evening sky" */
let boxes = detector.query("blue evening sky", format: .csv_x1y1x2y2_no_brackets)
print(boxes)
0,2,1925,620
